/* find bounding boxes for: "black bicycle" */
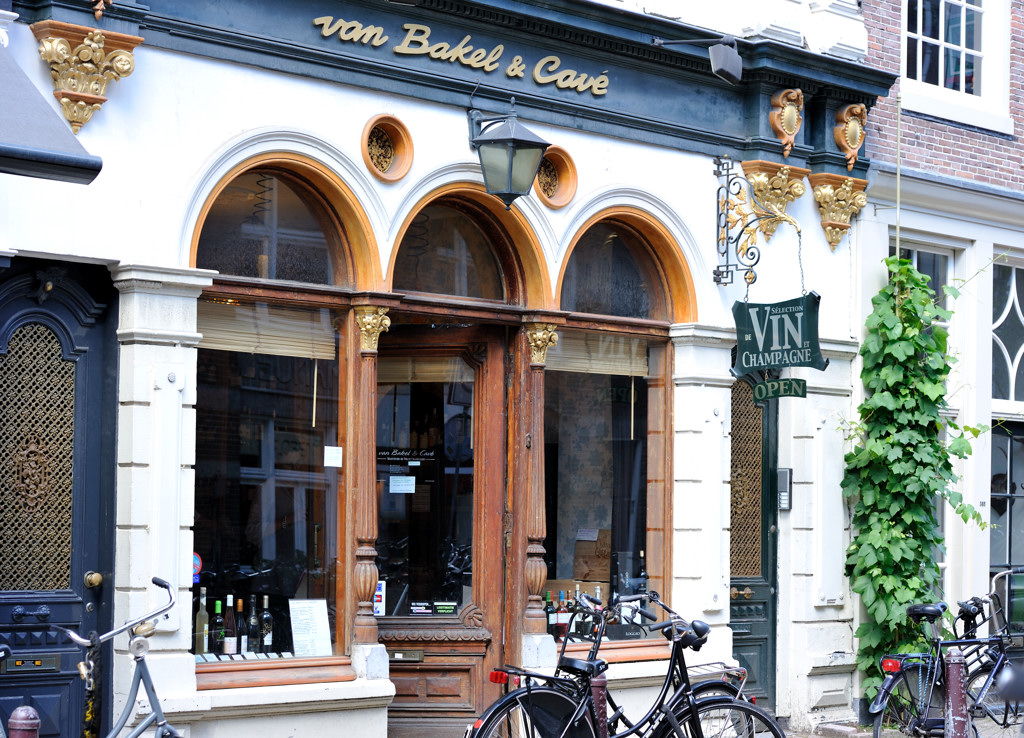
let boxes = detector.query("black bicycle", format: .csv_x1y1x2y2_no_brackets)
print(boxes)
464,590,783,738
870,568,1024,738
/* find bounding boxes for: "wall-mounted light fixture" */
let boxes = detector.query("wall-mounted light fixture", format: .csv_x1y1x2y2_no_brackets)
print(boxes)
468,97,550,210
652,35,742,85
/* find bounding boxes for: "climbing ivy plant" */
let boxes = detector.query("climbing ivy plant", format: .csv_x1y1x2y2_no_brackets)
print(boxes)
842,255,984,695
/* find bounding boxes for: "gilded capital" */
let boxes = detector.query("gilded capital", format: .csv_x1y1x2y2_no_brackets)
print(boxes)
526,323,558,366
354,306,391,352
808,173,867,251
32,21,143,134
741,161,808,242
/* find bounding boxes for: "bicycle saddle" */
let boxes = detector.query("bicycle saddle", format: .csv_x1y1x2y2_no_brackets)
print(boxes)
906,603,946,623
558,656,608,677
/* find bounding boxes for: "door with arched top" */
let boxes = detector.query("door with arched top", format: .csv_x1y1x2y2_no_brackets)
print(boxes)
0,260,117,738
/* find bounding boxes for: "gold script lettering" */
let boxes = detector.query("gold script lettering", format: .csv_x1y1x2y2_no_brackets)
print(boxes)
394,24,503,71
313,16,389,47
532,55,609,96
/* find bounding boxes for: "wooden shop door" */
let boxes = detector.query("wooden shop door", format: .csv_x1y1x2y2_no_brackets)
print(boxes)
375,325,507,737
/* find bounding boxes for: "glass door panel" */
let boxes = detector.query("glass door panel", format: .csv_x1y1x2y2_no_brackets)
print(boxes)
376,358,475,617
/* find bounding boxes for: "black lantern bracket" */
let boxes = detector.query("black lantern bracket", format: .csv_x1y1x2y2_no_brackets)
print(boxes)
467,93,550,210
713,155,803,295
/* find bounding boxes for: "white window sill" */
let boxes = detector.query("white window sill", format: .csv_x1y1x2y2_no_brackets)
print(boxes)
901,80,1014,136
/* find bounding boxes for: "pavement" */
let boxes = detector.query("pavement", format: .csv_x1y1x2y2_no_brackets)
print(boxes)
788,721,873,738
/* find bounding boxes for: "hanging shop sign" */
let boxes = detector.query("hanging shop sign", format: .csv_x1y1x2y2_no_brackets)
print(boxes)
752,377,807,401
732,292,828,375
312,16,610,97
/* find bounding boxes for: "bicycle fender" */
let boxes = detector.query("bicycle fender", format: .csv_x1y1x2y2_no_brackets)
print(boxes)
868,674,899,714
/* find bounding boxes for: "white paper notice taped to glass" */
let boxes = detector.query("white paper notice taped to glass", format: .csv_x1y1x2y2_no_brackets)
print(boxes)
324,446,343,467
390,475,415,494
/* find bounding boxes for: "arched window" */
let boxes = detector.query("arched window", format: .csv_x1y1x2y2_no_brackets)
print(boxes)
196,170,348,287
393,202,505,301
560,222,662,320
193,167,349,663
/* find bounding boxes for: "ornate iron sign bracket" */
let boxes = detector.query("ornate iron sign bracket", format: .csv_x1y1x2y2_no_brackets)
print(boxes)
713,156,801,293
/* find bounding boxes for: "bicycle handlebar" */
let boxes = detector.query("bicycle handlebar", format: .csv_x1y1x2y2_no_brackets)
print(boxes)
53,577,176,648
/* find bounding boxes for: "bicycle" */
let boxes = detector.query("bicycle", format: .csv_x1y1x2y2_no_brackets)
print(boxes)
464,590,784,738
52,577,182,738
870,568,1024,738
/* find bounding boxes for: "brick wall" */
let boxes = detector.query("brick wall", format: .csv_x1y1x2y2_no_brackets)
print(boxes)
863,0,1024,191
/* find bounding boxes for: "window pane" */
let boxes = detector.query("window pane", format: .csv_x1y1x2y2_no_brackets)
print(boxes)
990,433,1011,568
965,54,979,94
906,37,919,79
965,8,980,49
561,224,654,319
544,367,651,641
922,0,941,38
375,364,475,616
995,265,1012,321
922,42,940,84
194,334,340,659
915,251,949,309
393,204,505,301
944,2,961,43
945,48,962,90
994,342,1011,400
197,172,338,285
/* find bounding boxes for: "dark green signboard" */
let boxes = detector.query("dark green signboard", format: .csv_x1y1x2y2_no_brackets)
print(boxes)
732,292,828,376
752,378,807,401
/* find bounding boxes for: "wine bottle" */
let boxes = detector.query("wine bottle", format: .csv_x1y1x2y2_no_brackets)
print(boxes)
236,596,247,653
246,594,260,653
222,595,237,654
555,591,569,642
260,595,274,654
193,587,209,655
637,549,649,607
544,591,556,637
210,600,225,654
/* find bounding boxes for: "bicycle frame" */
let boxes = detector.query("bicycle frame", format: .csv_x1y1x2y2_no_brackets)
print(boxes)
53,577,181,738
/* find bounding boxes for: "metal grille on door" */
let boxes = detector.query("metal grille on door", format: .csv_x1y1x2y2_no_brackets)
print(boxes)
730,380,762,579
0,324,75,591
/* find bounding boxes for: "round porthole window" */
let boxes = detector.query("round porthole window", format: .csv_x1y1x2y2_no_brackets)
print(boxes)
362,114,414,182
533,146,577,209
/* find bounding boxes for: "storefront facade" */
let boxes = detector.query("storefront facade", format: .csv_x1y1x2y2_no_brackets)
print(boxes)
0,1,894,735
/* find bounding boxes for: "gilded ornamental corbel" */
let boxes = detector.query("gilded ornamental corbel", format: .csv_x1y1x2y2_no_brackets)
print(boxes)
31,20,143,134
834,103,867,171
769,89,804,158
740,161,808,242
807,173,868,251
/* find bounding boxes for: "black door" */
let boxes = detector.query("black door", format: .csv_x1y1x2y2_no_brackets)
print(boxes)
0,261,117,737
729,378,778,711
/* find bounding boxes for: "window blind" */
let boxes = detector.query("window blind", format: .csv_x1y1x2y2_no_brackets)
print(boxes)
546,331,648,376
197,300,337,360
377,356,474,384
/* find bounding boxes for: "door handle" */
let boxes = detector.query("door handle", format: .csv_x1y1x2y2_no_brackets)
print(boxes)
730,586,753,600
85,571,103,589
11,605,51,622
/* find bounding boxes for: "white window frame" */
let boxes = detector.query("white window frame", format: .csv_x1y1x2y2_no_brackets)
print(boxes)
901,0,1012,134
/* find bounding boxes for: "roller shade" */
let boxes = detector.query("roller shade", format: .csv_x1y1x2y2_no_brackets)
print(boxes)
197,300,337,359
546,331,648,376
378,356,474,384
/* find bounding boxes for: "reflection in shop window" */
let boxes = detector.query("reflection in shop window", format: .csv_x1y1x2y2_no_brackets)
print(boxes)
196,170,346,286
193,300,339,661
543,331,660,641
561,224,654,319
375,357,475,617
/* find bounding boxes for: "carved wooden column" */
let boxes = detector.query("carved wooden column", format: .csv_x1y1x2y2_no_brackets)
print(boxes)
352,306,390,644
522,323,558,634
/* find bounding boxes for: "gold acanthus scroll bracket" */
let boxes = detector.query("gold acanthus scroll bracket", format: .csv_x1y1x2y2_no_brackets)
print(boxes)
807,173,868,252
31,20,143,134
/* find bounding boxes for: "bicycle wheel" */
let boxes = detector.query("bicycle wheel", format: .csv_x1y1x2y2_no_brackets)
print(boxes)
874,664,945,738
651,698,785,738
967,667,1022,738
474,686,596,738
692,681,743,701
